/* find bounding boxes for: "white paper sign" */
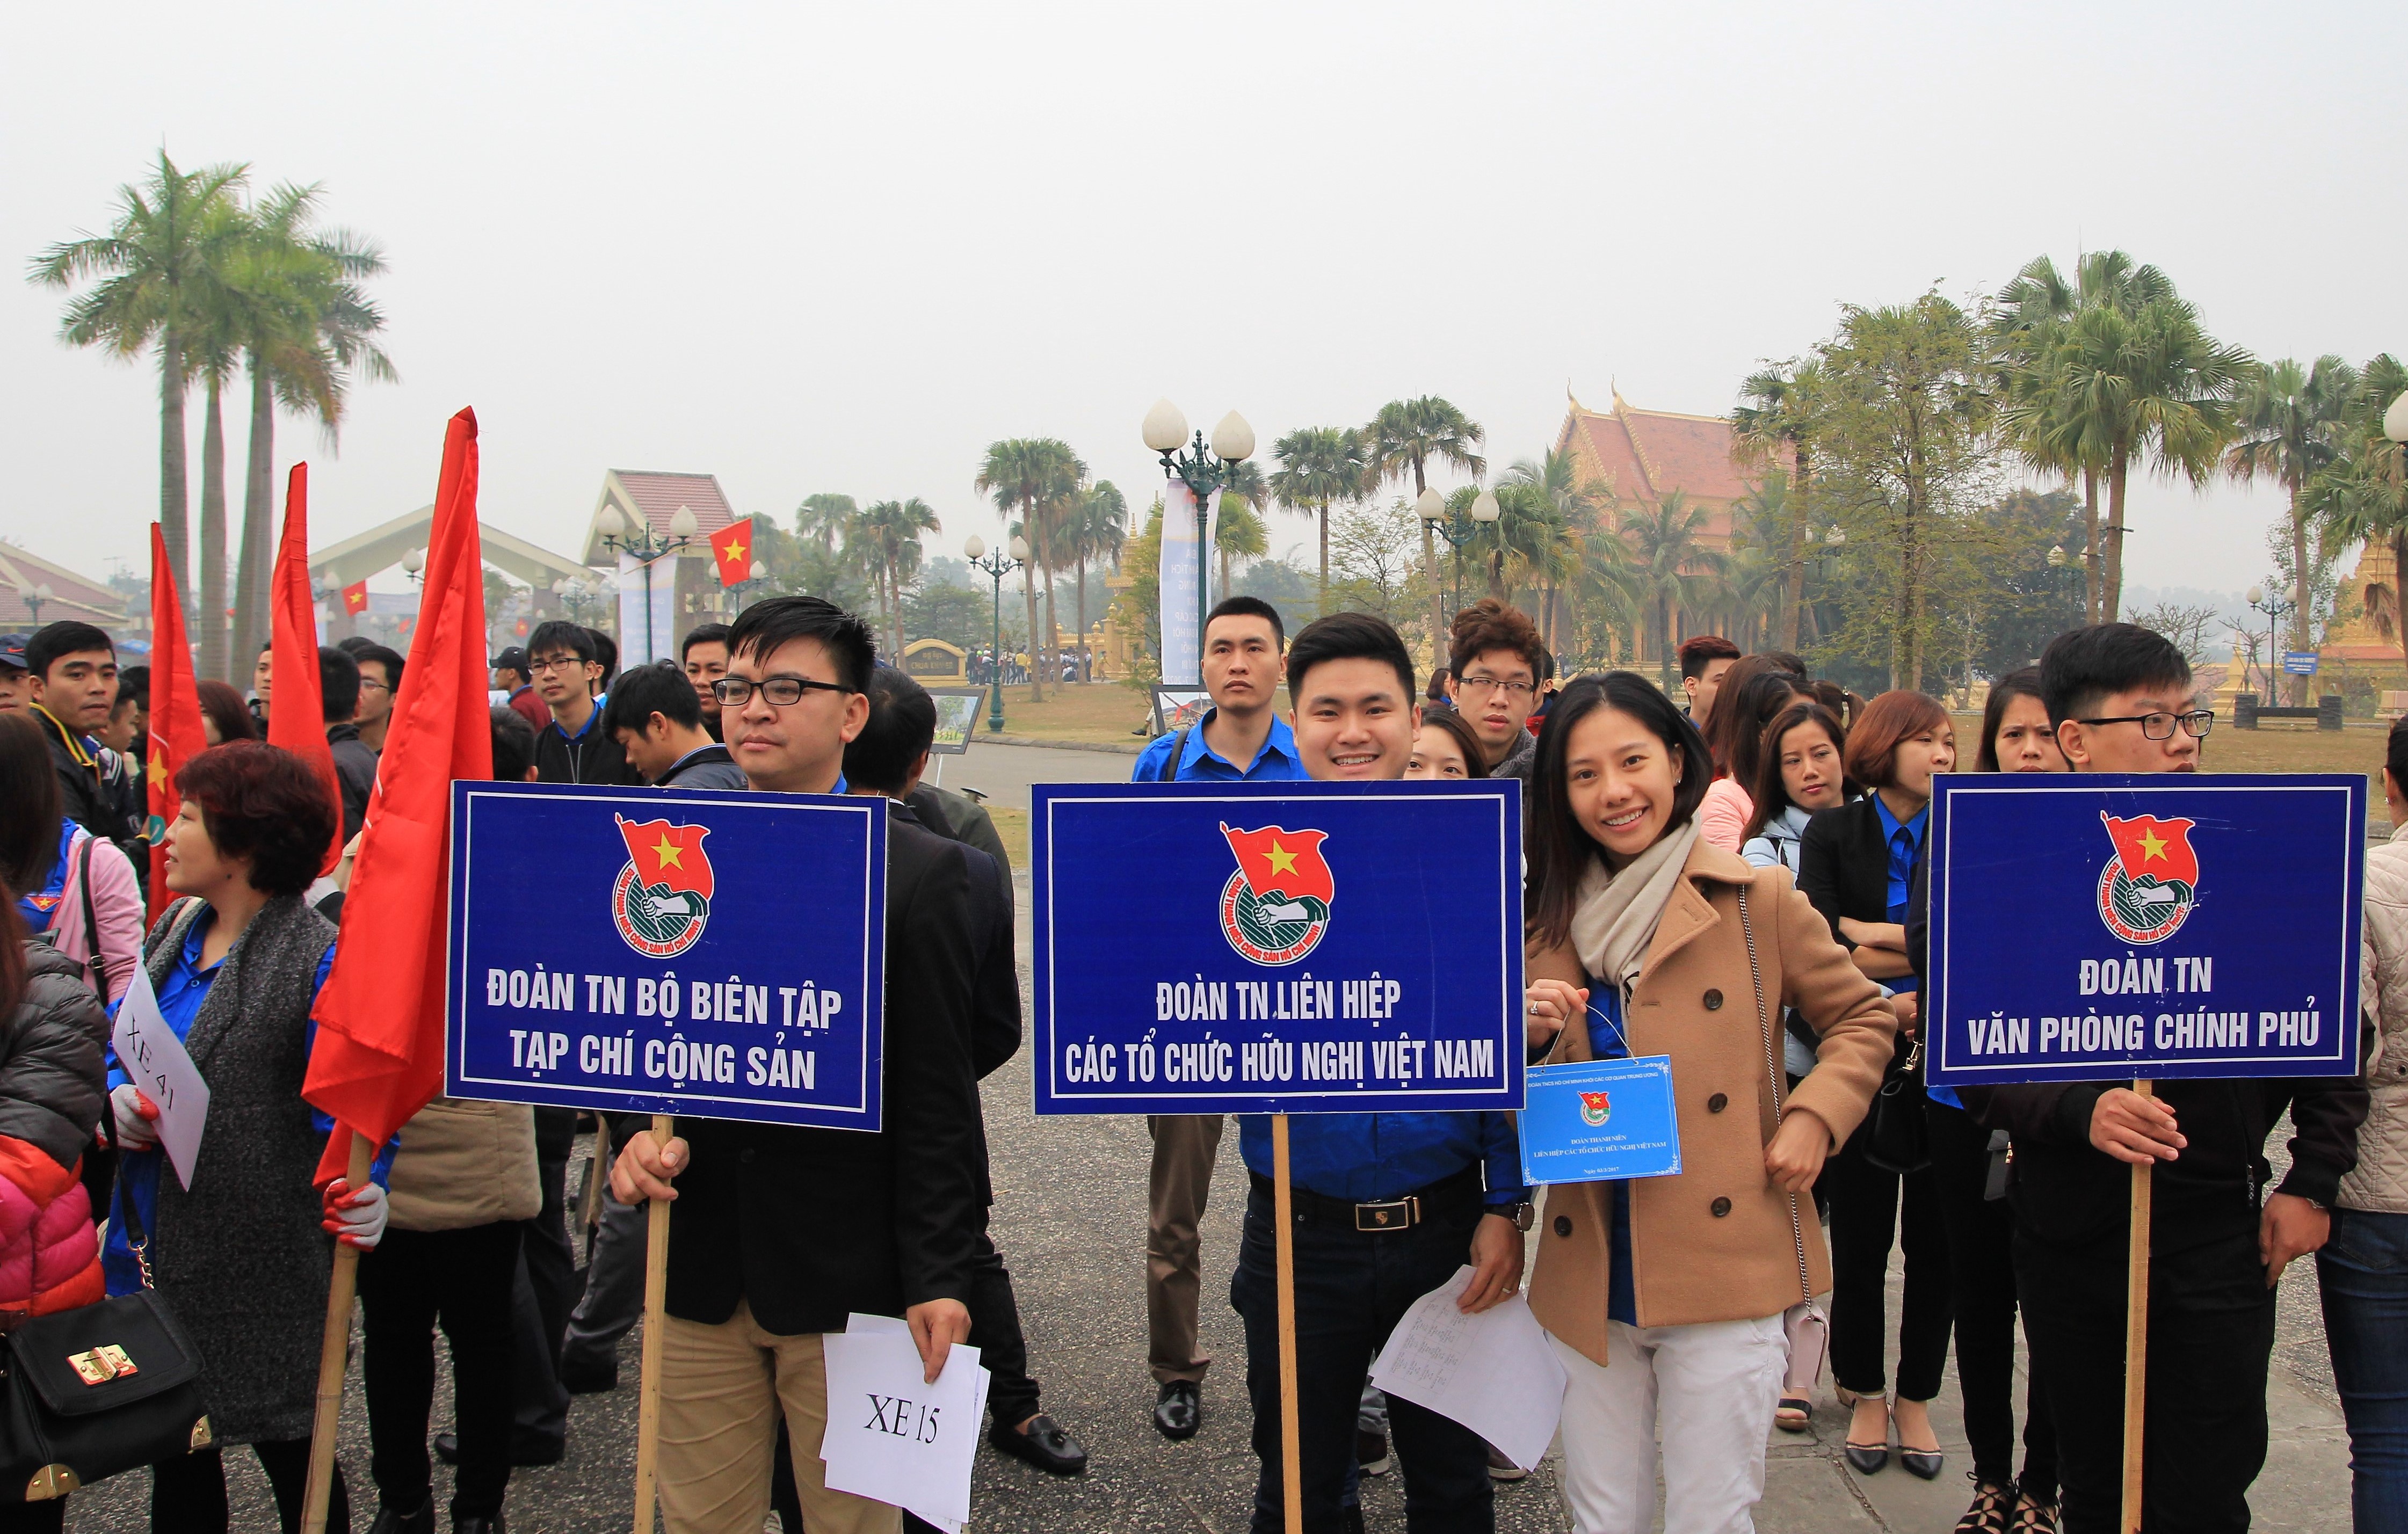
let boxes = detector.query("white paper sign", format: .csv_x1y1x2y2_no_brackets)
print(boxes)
820,1319,988,1530
1369,1264,1569,1472
108,964,211,1190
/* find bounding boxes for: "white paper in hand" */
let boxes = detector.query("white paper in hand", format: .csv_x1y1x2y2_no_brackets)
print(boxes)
821,1320,987,1530
108,963,210,1191
1370,1264,1568,1472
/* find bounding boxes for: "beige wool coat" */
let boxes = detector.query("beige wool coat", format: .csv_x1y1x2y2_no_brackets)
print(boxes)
1526,837,1896,1365
386,1096,541,1232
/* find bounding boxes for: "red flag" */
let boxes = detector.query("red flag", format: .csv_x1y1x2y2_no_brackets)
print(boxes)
143,526,208,921
615,816,716,901
2100,812,2199,887
1219,823,1336,904
341,580,368,615
304,410,492,1183
712,518,755,587
266,464,343,874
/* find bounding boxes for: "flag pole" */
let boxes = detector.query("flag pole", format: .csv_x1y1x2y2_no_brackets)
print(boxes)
632,1114,674,1534
2121,1079,2154,1534
302,1131,375,1534
1272,1112,1302,1534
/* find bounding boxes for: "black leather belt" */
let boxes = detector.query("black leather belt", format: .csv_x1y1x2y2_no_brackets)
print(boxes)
1249,1165,1484,1233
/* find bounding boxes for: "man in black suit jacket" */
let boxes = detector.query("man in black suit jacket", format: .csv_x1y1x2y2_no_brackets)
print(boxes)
614,600,983,1534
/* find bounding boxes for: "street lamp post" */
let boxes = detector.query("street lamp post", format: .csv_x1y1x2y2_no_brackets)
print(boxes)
596,503,701,663
1417,489,1500,620
16,582,53,627
967,534,1027,733
2245,584,2295,703
1143,400,1253,682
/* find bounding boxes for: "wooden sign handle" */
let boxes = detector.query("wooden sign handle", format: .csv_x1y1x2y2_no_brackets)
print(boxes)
302,1131,375,1534
633,1114,674,1534
1272,1112,1303,1534
2121,1079,2154,1534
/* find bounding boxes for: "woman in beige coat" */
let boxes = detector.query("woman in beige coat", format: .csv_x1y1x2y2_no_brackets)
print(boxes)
1522,673,1896,1534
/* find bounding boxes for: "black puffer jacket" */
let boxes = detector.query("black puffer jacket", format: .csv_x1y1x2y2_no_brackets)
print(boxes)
7,943,110,1169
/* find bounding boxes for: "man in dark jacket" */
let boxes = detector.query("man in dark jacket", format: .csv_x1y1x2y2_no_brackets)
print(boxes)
25,623,132,850
318,646,378,843
613,598,984,1534
526,621,639,787
602,661,747,790
1961,623,2368,1534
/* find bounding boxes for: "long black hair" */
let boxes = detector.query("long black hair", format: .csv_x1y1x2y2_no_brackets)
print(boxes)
1526,672,1712,949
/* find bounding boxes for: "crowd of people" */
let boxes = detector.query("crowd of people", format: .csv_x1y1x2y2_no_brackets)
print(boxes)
0,590,2392,1533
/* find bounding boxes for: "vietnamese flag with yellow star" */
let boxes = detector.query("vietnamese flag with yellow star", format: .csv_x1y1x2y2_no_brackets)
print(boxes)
2100,812,2199,886
1220,824,1335,904
143,524,208,921
342,580,368,616
616,816,716,900
712,517,755,587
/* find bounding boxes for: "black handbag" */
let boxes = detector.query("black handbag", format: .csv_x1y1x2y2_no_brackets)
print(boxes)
1862,1033,1932,1175
0,1116,213,1501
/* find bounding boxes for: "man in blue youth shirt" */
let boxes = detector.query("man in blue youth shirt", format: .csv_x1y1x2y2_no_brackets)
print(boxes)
1231,611,1528,1534
1134,596,1309,1442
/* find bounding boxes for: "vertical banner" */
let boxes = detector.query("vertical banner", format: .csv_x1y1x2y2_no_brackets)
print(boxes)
1156,484,1222,686
616,551,678,667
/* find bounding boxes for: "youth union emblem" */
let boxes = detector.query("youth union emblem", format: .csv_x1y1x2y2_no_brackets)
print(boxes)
1579,1090,1612,1128
611,815,715,959
2094,811,2199,946
1217,823,1333,966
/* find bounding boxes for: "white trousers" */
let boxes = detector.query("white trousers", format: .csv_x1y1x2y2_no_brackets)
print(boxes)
1550,1314,1786,1534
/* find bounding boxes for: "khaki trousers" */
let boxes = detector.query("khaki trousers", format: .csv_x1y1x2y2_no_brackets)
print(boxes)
1145,1113,1224,1383
655,1299,901,1534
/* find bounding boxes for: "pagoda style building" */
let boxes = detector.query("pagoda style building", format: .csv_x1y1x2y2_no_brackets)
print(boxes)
2324,538,2408,668
1554,388,1760,669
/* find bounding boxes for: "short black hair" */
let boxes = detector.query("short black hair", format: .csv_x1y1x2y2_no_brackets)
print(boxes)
587,628,618,690
728,596,875,694
1286,612,1413,703
681,622,732,661
526,620,595,667
317,645,361,722
352,643,406,696
335,636,376,658
115,665,150,711
26,621,113,681
2039,623,2192,728
489,705,538,783
1205,595,1284,650
844,666,938,795
603,661,703,737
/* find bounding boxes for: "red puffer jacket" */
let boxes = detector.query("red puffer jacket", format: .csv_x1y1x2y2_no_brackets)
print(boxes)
0,1136,101,1317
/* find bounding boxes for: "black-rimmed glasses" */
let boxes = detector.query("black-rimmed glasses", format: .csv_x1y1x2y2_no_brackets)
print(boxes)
712,675,851,707
2076,710,2214,740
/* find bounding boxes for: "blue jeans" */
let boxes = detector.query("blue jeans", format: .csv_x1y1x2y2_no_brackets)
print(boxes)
2320,1206,2408,1531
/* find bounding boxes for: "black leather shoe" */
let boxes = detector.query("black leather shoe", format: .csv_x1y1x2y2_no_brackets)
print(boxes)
1901,1446,1946,1481
434,1432,562,1469
1844,1440,1890,1474
1153,1379,1201,1441
367,1499,434,1534
559,1356,618,1394
988,1413,1088,1475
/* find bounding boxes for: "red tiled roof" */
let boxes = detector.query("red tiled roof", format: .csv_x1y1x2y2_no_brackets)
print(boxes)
612,471,737,539
1560,396,1757,545
0,543,128,629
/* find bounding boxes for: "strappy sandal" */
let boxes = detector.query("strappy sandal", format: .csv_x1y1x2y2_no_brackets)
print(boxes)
1954,1475,2014,1534
2008,1493,2060,1533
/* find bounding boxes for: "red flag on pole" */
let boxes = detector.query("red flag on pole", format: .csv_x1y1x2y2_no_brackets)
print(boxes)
266,464,343,874
712,518,754,587
143,525,208,922
341,580,368,616
304,410,492,1183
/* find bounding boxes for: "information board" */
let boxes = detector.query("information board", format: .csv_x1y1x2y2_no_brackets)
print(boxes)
1032,779,1523,1115
446,781,888,1129
1925,773,2363,1086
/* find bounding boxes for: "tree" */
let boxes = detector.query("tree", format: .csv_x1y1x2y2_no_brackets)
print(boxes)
2225,355,2358,702
1059,480,1128,679
1363,397,1485,653
1732,360,1822,649
1618,492,1727,688
795,492,859,552
861,498,940,656
1215,493,1268,602
31,151,248,657
1270,425,1367,607
2308,356,2408,686
1494,447,1602,642
1327,499,1433,630
976,439,1084,699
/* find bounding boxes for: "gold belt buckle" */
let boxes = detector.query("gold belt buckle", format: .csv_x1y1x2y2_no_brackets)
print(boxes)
1354,1196,1419,1232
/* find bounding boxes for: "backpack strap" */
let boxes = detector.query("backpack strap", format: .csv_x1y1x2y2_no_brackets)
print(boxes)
1155,725,1195,783
71,832,108,995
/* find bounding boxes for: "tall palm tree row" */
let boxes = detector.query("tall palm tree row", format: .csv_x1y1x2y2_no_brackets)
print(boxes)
1362,397,1486,652
1058,481,1128,678
861,497,942,657
2224,355,2358,702
1270,426,1366,607
1618,492,1727,688
975,439,1084,700
2303,355,2408,687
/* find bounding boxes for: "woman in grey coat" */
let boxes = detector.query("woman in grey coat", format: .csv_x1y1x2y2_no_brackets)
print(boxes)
106,743,388,1534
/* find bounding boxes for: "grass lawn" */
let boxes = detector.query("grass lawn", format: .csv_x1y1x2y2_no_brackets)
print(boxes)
982,681,1290,744
1952,713,2388,798
990,806,1028,869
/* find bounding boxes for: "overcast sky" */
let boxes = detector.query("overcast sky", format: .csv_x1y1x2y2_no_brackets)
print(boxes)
4,1,2401,599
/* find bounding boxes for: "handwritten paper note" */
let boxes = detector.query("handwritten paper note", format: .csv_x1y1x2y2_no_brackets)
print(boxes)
821,1316,989,1530
1369,1265,1567,1472
109,964,209,1190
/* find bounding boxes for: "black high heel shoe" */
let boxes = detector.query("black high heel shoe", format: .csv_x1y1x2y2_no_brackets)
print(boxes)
1843,1394,1890,1474
1896,1399,1945,1480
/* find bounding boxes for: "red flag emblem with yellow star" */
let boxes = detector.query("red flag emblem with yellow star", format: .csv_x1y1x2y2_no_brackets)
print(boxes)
2099,813,2198,888
1220,824,1334,904
712,518,755,588
616,817,716,900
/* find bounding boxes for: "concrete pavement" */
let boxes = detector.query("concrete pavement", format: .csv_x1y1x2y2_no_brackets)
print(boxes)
931,737,1137,811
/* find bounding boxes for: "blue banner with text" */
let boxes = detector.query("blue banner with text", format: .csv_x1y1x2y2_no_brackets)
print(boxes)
1925,773,2362,1086
445,781,888,1130
1032,780,1524,1115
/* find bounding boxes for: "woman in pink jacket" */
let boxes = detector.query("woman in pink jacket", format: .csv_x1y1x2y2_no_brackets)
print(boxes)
0,715,142,1004
1694,659,1803,853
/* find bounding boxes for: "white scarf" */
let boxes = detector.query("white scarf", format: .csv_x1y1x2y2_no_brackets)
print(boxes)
1569,818,1703,1004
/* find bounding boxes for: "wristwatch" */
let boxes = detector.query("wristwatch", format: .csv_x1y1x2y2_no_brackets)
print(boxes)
1502,1199,1536,1232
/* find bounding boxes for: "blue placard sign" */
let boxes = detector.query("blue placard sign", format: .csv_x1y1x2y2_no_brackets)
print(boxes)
1032,780,1524,1115
1926,773,2363,1086
1519,1057,1682,1185
446,781,888,1130
2282,651,2321,677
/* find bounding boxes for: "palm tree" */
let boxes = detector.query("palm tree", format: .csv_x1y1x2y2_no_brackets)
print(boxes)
1363,397,1486,651
2225,355,2359,702
1731,360,1821,648
30,151,248,645
795,493,859,551
1215,492,1269,602
2307,355,2408,686
1619,492,1727,688
1270,426,1366,606
1060,481,1128,680
1496,448,1605,643
862,498,941,656
976,439,1084,700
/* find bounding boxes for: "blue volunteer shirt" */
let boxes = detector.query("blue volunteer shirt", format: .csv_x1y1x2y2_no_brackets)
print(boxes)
1130,709,1307,783
1237,1112,1527,1211
14,820,78,935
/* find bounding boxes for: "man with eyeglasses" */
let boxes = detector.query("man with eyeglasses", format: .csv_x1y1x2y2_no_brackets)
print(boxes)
526,621,640,788
613,597,984,1534
1442,598,1548,787
1959,622,2366,1534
